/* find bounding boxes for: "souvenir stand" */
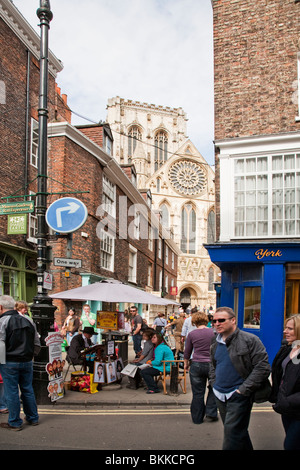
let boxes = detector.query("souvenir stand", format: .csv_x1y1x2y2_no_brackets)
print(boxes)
70,311,128,393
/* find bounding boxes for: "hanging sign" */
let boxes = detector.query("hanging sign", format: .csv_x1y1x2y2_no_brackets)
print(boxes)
7,214,27,234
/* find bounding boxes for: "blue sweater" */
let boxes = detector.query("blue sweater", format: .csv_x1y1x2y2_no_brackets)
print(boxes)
151,343,174,372
214,342,243,394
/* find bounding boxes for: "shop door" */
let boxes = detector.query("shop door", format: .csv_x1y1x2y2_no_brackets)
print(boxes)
285,264,300,318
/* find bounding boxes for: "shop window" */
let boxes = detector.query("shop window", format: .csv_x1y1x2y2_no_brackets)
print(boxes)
285,263,300,320
243,287,261,329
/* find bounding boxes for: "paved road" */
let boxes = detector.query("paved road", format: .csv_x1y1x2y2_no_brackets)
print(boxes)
0,404,285,452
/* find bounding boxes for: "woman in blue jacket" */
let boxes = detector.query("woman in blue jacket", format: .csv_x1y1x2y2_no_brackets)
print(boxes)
141,333,174,394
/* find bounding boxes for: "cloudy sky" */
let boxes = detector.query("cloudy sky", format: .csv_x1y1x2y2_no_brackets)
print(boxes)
12,0,215,165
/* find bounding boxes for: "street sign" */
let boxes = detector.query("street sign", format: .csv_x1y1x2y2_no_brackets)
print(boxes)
45,197,88,234
0,200,34,215
43,272,53,290
53,257,82,268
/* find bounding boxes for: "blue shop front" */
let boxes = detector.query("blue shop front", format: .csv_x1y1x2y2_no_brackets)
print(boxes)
205,242,300,363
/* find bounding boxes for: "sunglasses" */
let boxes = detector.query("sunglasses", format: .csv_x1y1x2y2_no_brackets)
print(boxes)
212,318,231,324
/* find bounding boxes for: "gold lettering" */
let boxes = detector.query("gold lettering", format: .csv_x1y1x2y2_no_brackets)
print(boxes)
255,249,282,260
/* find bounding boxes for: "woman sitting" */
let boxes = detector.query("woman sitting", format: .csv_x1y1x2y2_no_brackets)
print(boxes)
127,330,155,390
140,333,174,394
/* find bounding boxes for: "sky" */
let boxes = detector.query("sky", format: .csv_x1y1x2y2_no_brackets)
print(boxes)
12,0,215,165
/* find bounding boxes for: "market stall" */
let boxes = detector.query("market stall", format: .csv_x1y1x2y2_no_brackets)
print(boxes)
51,280,179,394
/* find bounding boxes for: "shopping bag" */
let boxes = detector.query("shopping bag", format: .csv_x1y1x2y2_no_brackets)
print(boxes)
121,363,138,378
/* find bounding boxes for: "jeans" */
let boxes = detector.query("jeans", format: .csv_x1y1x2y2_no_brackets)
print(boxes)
133,333,142,356
0,361,39,428
215,392,254,450
189,362,217,424
141,366,161,391
282,415,300,450
0,383,7,410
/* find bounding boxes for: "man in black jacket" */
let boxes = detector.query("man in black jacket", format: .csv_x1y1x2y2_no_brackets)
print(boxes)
209,306,271,450
68,326,95,372
0,295,40,431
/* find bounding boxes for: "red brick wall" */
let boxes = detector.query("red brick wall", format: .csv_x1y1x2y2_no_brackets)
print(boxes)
0,18,70,248
213,0,300,141
48,133,177,327
212,0,300,238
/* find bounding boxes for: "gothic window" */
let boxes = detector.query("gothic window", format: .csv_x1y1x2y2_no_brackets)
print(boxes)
154,131,168,171
128,126,142,157
181,204,196,254
207,210,216,244
160,204,169,228
169,160,207,196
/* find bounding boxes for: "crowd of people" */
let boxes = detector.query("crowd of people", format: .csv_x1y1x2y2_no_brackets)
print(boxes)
0,293,299,450
126,305,300,450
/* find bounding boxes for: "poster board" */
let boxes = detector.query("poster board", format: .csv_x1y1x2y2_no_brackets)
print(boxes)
45,332,65,402
97,311,118,329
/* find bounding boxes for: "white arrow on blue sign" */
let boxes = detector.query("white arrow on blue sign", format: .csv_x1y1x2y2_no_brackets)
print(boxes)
46,197,88,234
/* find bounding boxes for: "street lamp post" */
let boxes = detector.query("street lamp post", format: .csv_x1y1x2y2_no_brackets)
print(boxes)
31,0,57,405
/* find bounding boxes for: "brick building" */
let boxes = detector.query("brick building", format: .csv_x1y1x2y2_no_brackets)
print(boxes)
206,0,300,361
0,0,65,303
0,0,178,329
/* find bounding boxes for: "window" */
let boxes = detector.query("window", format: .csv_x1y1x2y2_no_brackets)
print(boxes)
102,175,116,217
172,252,175,269
0,252,18,298
160,204,169,228
148,226,153,251
158,238,162,258
105,135,113,156
232,266,262,330
243,287,261,329
154,131,168,171
165,245,169,265
165,275,168,294
128,245,137,283
181,204,196,254
27,191,37,243
147,263,153,287
30,118,39,168
234,154,300,238
158,269,162,292
100,230,115,271
207,210,216,243
128,126,142,157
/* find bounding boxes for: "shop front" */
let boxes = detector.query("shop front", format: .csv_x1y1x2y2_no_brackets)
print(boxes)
205,242,300,363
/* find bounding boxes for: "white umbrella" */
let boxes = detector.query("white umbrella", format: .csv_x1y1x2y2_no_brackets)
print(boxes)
50,279,179,306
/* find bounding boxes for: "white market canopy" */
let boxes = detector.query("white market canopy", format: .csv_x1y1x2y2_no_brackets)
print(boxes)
50,279,179,306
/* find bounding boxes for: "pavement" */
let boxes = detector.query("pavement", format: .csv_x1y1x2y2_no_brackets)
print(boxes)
56,342,193,407
55,343,274,412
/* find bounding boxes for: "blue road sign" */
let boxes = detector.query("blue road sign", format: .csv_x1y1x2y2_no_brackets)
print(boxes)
46,197,88,234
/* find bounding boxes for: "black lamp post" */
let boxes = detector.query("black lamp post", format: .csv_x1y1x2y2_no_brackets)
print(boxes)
31,0,57,405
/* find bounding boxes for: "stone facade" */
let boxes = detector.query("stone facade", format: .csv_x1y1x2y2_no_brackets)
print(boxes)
107,97,219,312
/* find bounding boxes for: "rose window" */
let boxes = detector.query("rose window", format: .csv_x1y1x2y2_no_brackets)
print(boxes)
169,160,206,195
